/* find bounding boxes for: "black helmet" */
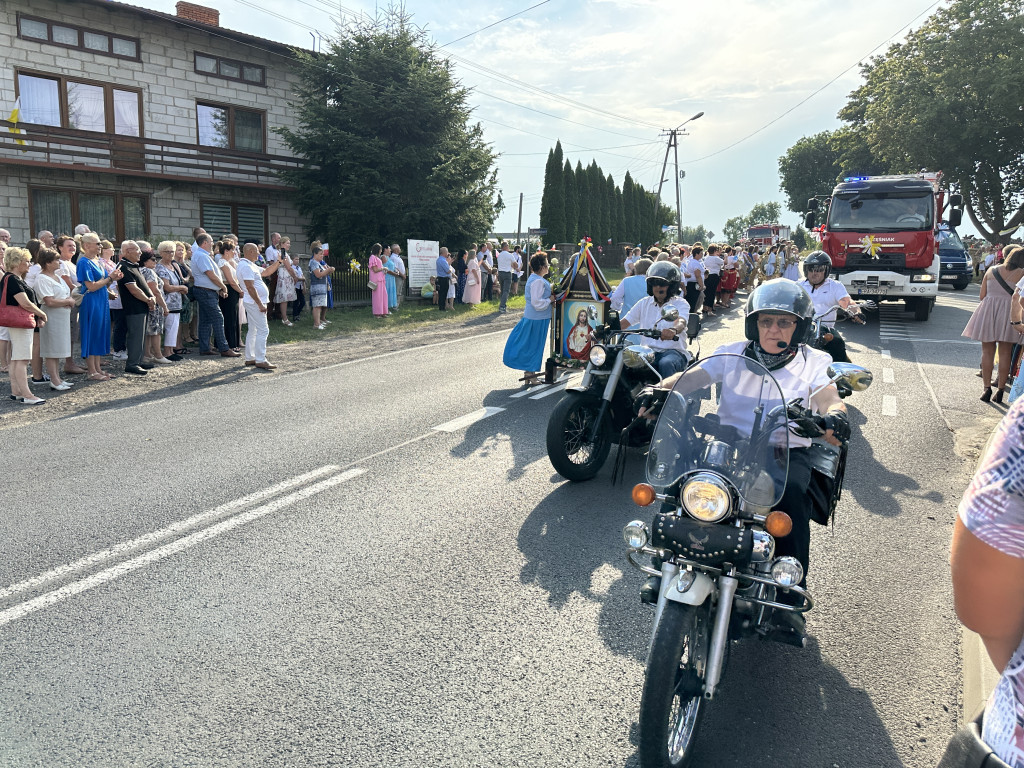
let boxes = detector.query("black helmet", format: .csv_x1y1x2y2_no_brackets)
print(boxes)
802,250,832,279
646,261,682,298
744,279,815,342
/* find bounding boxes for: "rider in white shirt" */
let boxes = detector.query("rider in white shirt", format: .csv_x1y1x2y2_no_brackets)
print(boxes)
797,251,864,363
620,261,691,377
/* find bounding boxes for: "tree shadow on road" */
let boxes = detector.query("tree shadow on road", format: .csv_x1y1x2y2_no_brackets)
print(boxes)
842,405,944,517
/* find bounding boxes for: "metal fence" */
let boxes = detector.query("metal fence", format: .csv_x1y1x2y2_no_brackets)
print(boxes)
324,259,416,306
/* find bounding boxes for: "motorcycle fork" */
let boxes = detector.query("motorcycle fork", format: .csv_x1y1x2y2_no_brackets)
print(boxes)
702,573,739,700
648,562,679,661
590,353,624,442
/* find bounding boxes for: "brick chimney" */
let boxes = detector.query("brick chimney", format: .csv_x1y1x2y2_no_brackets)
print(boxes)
175,2,220,26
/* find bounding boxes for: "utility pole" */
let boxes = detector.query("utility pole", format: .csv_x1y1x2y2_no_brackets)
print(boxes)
656,112,704,239
516,192,523,245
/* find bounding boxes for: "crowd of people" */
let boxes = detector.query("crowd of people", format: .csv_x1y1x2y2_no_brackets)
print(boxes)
421,241,527,313
0,225,340,404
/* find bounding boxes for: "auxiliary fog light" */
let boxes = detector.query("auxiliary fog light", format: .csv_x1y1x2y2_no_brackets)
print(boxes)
589,345,608,367
623,520,650,549
771,556,804,588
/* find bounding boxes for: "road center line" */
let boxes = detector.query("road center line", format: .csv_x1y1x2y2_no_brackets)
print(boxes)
882,395,899,417
883,368,895,384
530,383,570,400
432,407,506,433
0,465,342,602
0,469,366,629
881,350,891,358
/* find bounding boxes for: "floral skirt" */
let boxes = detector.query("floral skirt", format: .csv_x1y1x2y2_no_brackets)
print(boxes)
147,307,165,336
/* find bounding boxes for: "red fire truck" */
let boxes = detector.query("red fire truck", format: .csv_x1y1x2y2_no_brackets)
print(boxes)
744,223,791,248
805,172,963,321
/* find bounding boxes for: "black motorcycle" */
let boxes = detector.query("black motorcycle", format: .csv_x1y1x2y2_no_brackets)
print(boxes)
546,307,700,482
623,352,872,767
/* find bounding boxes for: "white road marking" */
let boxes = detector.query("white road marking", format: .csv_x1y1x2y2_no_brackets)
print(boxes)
510,384,551,398
530,382,570,400
0,465,342,602
881,349,891,358
432,406,506,433
0,469,366,628
882,395,899,416
883,368,895,384
916,359,954,433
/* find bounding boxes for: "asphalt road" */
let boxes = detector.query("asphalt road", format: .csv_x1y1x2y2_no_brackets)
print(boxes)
0,285,996,767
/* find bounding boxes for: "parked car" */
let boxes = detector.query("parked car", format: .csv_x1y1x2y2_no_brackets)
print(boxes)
939,228,971,290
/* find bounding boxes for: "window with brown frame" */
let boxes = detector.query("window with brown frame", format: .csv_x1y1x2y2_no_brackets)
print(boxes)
15,70,143,137
30,188,149,244
194,53,266,86
17,14,140,61
200,202,268,245
196,102,265,153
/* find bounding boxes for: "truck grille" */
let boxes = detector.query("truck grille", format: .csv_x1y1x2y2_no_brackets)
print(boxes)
842,252,906,270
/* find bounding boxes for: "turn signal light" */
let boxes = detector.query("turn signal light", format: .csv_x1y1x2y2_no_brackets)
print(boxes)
765,511,793,538
632,483,656,506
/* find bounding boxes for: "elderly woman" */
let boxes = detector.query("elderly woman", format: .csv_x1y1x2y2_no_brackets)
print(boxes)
139,250,171,364
54,234,87,375
274,236,299,326
77,233,121,380
1,248,48,404
156,241,187,361
33,248,75,390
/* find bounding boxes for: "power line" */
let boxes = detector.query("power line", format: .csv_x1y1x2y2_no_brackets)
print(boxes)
439,0,552,47
679,0,943,165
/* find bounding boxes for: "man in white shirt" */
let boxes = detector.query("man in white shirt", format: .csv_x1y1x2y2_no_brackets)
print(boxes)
797,251,864,362
263,232,281,263
701,245,725,316
237,242,281,369
620,261,691,377
389,243,407,304
682,247,705,311
495,241,515,313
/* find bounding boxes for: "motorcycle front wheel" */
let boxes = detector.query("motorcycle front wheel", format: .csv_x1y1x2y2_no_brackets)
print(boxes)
638,600,711,768
545,392,612,482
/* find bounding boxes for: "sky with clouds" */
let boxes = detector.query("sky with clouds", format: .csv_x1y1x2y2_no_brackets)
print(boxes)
133,0,949,239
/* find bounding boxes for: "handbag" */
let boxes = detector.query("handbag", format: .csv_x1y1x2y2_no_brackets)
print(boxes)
0,274,37,329
367,279,378,291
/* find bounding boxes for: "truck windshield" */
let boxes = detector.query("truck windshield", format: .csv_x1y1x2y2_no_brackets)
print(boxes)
827,192,933,232
747,226,771,238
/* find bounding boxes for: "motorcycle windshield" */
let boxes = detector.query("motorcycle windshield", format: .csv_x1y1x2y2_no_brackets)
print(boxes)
646,353,790,509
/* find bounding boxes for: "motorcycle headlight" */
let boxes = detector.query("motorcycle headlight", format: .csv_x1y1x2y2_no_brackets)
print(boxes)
771,556,804,588
589,345,608,367
680,473,731,523
623,520,650,549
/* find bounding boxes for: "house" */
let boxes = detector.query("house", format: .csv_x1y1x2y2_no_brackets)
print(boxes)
0,0,311,247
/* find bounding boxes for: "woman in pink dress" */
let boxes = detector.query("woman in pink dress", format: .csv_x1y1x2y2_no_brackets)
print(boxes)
463,249,482,305
963,244,1024,402
368,243,389,317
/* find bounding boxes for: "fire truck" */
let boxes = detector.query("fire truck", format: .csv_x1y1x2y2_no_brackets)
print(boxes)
744,223,791,248
804,172,963,321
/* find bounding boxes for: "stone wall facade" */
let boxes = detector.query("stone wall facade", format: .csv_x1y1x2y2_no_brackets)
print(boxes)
0,0,311,246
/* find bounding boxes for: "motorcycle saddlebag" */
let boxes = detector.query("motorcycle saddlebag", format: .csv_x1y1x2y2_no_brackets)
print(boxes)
651,514,753,567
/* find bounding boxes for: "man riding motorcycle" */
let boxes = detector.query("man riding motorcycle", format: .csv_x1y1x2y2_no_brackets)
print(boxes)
645,279,849,636
797,250,865,363
619,261,691,378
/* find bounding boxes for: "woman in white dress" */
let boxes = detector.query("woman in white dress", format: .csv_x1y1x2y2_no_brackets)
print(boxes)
33,249,74,390
274,236,299,326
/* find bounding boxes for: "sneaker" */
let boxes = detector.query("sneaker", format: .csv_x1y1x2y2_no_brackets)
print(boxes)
113,351,128,360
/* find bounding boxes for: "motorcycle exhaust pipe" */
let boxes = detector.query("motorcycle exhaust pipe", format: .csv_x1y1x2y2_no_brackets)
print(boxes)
702,573,739,700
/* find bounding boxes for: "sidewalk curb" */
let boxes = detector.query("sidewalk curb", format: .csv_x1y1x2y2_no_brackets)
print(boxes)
962,626,1000,722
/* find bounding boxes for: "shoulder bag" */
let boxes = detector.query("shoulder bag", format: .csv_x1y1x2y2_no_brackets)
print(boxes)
992,268,1015,296
0,274,37,329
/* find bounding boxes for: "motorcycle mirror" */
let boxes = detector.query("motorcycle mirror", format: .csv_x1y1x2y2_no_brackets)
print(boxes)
660,306,680,323
827,363,873,392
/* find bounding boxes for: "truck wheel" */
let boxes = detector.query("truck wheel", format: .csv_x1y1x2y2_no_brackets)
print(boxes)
953,279,969,291
912,297,932,321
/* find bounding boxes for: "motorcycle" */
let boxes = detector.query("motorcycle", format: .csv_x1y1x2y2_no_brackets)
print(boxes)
810,300,875,368
622,352,872,768
546,306,701,482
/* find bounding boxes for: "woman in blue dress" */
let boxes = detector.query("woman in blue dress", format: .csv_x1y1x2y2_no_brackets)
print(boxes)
384,246,399,312
503,252,551,382
76,234,121,380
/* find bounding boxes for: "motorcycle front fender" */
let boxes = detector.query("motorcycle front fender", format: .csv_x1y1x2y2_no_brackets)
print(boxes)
664,570,715,607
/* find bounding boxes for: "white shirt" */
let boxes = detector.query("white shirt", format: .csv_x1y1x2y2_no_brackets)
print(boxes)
25,263,42,289
703,254,724,275
706,341,834,449
798,277,850,325
264,244,280,263
496,249,514,271
511,253,523,276
683,256,703,284
391,254,406,277
479,251,493,271
57,259,79,288
236,259,269,305
724,254,738,269
624,256,635,274
622,295,690,354
528,278,552,312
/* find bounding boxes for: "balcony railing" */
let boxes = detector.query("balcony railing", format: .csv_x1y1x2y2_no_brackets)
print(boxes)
0,120,306,189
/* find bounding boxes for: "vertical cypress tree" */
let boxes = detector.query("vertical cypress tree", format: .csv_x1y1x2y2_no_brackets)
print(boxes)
563,159,579,244
575,160,589,240
604,174,616,243
633,182,645,244
615,185,626,244
623,172,635,242
539,148,556,240
587,162,603,242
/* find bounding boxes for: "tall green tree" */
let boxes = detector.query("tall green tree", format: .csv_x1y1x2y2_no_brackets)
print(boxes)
679,224,716,244
622,172,636,240
838,0,1024,240
778,131,844,214
575,160,590,240
278,9,499,253
722,216,748,244
563,159,579,244
540,141,566,243
615,185,627,244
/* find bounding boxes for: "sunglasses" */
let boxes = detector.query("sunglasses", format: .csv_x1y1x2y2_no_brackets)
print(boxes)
807,266,827,273
756,317,797,330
